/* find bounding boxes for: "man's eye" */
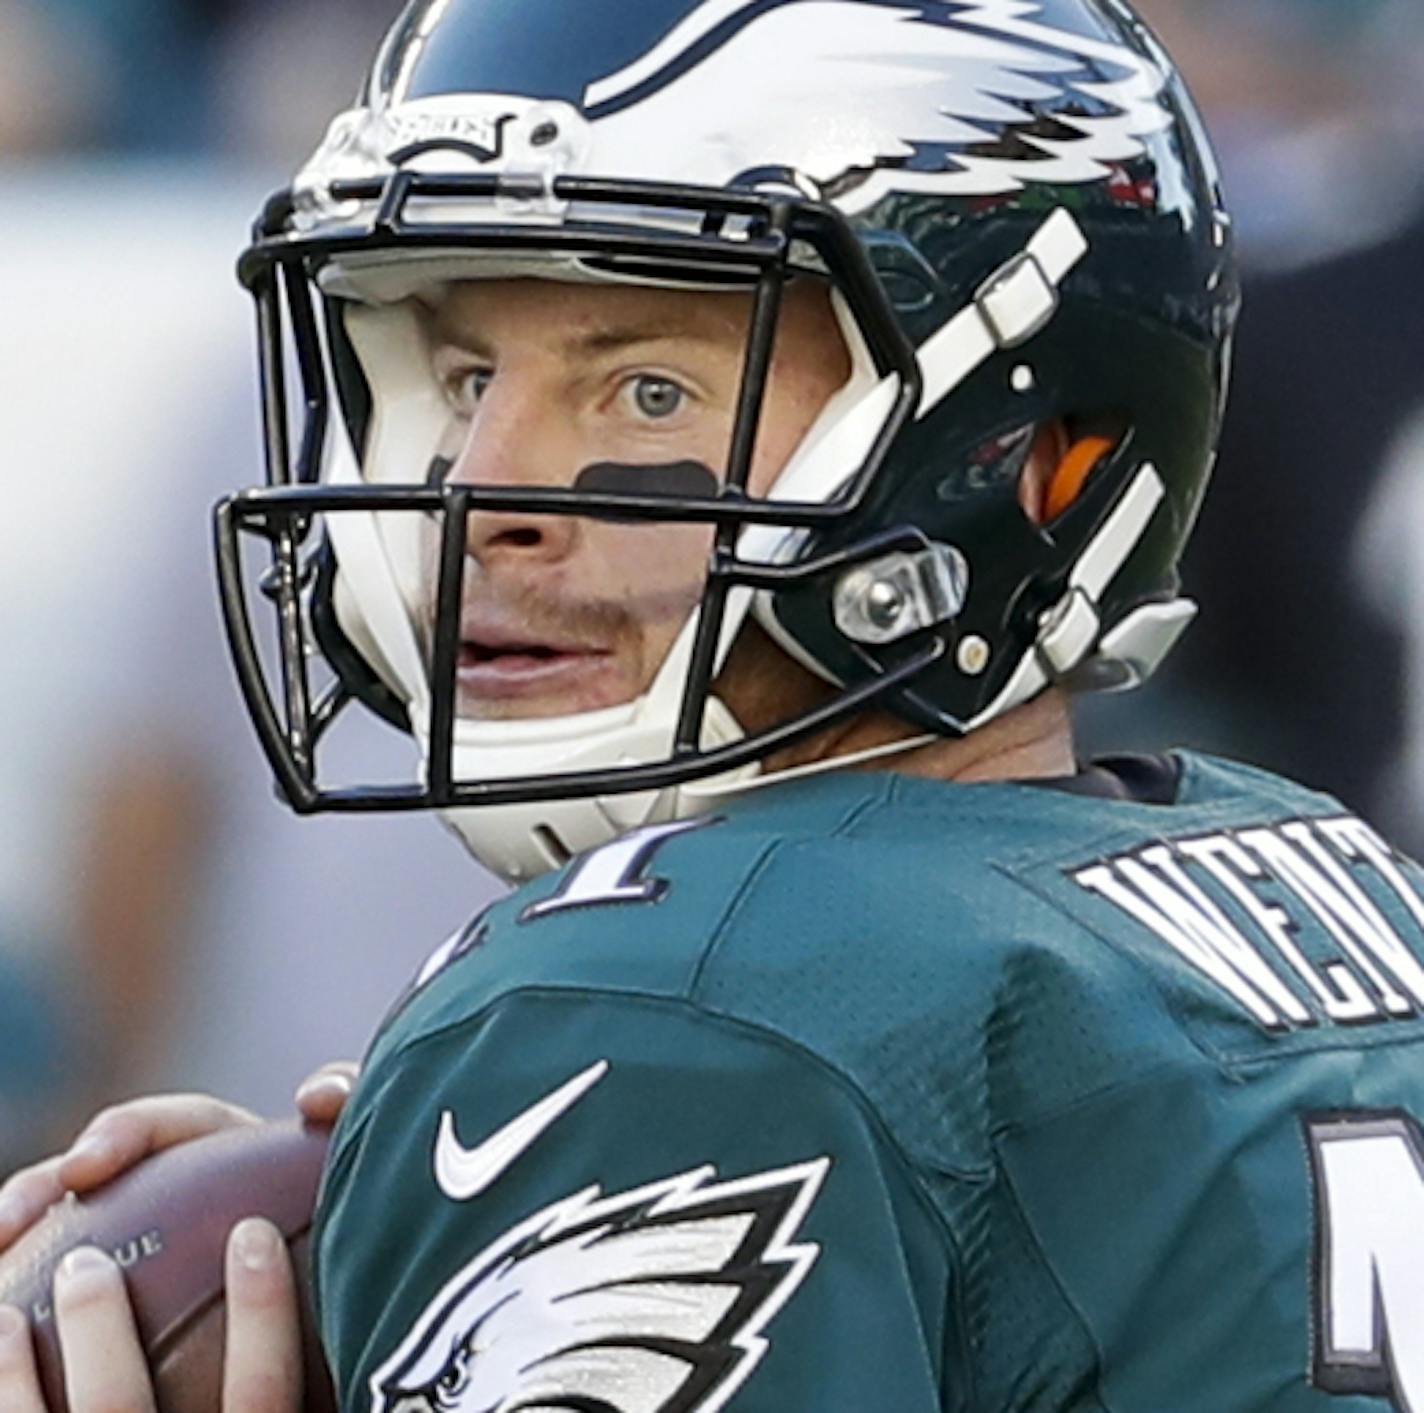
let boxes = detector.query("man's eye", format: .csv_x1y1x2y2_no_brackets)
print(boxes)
629,375,685,420
451,369,492,412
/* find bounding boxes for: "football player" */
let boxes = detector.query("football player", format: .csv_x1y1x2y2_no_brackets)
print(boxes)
5,0,1424,1409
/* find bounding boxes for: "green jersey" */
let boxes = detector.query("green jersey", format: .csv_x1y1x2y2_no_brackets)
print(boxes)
314,753,1424,1412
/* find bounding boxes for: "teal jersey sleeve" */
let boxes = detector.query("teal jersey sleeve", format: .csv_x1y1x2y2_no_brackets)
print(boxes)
316,988,953,1413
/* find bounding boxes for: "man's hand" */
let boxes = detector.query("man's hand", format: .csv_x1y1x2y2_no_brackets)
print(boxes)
0,1063,359,1251
292,1061,360,1127
0,1217,303,1411
0,1095,261,1251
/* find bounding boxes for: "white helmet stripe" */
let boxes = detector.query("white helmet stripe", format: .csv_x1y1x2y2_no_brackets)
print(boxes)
915,206,1088,419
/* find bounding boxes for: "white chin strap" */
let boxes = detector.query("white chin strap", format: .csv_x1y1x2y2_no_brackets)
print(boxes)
426,622,758,884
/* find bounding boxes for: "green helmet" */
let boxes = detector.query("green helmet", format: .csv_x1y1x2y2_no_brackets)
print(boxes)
218,0,1238,879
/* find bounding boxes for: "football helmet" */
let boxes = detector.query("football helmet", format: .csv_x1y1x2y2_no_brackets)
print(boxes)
217,0,1239,880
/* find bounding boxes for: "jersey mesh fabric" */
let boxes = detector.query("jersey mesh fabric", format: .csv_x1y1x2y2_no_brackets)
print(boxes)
317,752,1424,1411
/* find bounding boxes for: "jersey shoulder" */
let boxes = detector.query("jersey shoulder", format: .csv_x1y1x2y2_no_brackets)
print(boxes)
364,781,881,1068
370,756,1424,1164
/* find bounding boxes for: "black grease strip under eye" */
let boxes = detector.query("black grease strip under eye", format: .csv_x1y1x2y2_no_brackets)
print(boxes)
421,458,720,512
573,460,720,517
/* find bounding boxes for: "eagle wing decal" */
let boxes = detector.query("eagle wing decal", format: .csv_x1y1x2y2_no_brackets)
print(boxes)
584,0,1172,210
372,1157,831,1413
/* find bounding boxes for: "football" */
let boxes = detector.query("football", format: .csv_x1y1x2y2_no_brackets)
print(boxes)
0,1120,336,1413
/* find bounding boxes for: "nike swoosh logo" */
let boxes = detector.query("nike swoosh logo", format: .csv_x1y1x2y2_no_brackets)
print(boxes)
434,1059,609,1202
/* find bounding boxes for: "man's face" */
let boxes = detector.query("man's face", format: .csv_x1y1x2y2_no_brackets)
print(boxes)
419,277,850,720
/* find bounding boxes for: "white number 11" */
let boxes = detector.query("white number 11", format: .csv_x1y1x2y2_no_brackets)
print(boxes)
1306,1111,1424,1410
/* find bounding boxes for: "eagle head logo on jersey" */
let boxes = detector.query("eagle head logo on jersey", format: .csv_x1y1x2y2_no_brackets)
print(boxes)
370,1158,830,1413
296,0,1175,220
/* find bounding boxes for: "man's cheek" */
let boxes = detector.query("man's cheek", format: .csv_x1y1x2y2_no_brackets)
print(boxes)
609,526,712,591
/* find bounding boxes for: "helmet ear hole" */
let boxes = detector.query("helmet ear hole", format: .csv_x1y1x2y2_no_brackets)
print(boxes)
1016,420,1070,525
1042,430,1120,523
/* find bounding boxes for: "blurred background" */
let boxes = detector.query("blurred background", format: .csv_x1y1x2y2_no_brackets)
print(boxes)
0,0,1421,1167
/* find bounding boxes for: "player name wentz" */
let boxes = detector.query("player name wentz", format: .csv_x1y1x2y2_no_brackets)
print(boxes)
1076,810,1424,1031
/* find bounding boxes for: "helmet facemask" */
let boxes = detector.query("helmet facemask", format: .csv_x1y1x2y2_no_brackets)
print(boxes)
219,182,940,879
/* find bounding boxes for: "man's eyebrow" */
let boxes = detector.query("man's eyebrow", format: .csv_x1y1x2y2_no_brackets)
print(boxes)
429,322,736,359
563,324,734,357
430,325,494,359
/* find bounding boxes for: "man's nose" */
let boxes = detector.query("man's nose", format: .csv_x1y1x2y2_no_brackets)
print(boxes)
445,392,580,564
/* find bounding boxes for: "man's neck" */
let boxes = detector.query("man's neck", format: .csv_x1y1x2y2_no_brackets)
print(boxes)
767,688,1077,786
718,622,1077,787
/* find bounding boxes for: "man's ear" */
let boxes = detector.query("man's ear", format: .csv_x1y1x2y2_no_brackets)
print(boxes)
1019,420,1118,526
1017,420,1071,525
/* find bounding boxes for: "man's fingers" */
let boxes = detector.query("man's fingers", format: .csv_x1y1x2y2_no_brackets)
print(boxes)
0,1303,47,1412
294,1062,359,1124
0,1156,68,1250
222,1218,302,1413
43,1223,303,1413
54,1246,157,1413
0,1096,262,1253
58,1095,262,1191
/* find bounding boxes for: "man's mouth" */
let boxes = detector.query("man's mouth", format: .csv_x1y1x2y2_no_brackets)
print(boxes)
460,641,573,669
454,628,615,702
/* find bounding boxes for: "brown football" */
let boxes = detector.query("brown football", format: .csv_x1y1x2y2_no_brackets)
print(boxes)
0,1119,336,1413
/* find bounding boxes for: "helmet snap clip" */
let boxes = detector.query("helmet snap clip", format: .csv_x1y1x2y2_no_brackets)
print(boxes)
833,544,969,646
976,251,1059,349
1036,587,1100,677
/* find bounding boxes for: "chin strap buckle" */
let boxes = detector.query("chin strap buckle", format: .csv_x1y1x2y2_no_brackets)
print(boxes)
916,207,1089,419
1037,587,1197,691
1084,598,1198,691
